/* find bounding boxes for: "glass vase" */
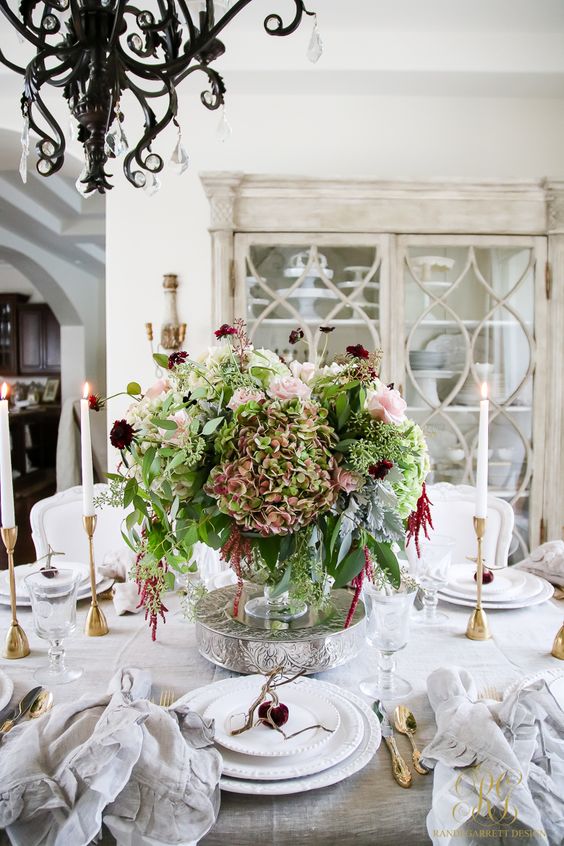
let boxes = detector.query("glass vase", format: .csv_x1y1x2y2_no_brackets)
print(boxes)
245,583,308,623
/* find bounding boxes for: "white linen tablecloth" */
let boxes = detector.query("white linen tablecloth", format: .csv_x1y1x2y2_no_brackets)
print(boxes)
0,590,562,846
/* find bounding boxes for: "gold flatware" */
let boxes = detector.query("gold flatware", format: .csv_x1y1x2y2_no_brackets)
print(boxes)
393,705,429,775
28,689,54,719
159,689,174,708
373,701,412,788
0,686,44,733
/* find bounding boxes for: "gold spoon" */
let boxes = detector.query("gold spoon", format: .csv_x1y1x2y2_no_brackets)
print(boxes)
28,690,54,720
393,705,429,775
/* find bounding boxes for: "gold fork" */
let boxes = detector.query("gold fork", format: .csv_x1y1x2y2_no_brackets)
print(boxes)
159,689,175,708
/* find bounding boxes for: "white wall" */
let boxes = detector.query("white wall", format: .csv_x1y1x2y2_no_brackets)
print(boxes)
105,91,564,423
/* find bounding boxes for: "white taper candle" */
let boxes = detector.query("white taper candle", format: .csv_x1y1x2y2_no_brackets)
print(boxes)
0,383,15,528
81,382,95,517
475,382,489,519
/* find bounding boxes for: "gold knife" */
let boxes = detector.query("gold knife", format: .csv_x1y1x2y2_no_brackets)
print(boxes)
373,701,412,788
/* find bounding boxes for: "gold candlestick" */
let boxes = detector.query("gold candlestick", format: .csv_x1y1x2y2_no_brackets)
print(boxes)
83,515,108,636
552,622,564,659
1,526,30,659
466,516,491,641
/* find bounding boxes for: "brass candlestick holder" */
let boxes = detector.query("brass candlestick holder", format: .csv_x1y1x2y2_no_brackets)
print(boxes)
466,516,491,641
1,526,30,659
83,515,109,637
552,622,564,660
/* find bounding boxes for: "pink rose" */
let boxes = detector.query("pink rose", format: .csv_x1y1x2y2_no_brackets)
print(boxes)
160,410,189,444
268,376,312,402
366,385,407,425
289,360,316,384
228,387,265,411
145,378,170,399
333,467,362,493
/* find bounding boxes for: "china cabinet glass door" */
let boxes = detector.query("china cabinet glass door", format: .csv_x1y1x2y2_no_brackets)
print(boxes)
396,235,547,561
234,234,392,373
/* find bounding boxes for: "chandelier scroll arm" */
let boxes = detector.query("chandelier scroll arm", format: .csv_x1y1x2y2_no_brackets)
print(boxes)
0,47,25,75
122,73,177,184
264,0,315,36
0,0,45,47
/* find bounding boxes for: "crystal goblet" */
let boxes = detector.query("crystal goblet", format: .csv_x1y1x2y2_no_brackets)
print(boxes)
25,568,83,684
407,534,455,626
359,582,417,700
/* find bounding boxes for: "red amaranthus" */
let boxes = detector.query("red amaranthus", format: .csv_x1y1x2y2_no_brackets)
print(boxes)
406,482,433,557
220,525,251,616
344,547,374,628
134,550,169,641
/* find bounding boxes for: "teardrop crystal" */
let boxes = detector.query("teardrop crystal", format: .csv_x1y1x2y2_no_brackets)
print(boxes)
19,116,29,184
170,135,189,175
19,151,27,184
104,120,129,158
144,173,161,196
306,17,323,63
75,166,93,199
217,108,232,143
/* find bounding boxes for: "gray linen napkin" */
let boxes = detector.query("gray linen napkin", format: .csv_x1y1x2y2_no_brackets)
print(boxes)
0,668,222,846
421,666,564,846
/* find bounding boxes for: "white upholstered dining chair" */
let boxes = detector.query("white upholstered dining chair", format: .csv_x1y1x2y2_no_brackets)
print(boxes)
30,484,128,565
424,482,514,568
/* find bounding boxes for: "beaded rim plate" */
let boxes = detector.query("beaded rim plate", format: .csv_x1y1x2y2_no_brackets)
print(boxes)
203,680,340,758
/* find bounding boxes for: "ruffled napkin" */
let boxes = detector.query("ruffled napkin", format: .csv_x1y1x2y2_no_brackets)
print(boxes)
0,668,222,846
99,549,144,616
192,542,237,592
422,667,564,846
515,540,564,587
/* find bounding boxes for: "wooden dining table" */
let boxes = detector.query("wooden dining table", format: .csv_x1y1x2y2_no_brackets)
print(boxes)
0,589,562,846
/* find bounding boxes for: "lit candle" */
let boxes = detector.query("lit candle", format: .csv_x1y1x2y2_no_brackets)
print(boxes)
81,383,95,517
475,382,489,519
0,383,15,528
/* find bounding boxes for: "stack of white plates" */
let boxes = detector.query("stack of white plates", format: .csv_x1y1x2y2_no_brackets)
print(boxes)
438,563,554,610
181,674,381,795
0,561,113,607
409,350,446,371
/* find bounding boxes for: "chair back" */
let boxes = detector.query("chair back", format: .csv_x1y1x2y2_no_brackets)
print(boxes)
30,485,127,565
424,483,514,568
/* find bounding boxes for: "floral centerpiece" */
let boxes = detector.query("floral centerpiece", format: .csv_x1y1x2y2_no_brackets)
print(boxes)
101,321,431,638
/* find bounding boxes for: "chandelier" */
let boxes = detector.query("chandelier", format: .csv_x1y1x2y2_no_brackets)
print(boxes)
0,0,321,194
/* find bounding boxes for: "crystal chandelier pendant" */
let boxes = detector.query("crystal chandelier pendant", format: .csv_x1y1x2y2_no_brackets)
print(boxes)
217,107,232,143
75,166,93,199
144,173,161,196
306,15,323,63
104,119,129,158
69,115,79,141
19,115,30,184
170,131,189,175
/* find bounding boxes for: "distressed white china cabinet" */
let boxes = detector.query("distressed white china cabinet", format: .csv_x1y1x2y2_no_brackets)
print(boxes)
201,173,564,560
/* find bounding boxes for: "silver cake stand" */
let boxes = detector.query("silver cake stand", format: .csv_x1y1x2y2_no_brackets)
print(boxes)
194,583,366,675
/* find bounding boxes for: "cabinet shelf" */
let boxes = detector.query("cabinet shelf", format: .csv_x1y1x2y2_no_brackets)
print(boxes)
408,405,532,413
406,319,532,329
251,318,378,327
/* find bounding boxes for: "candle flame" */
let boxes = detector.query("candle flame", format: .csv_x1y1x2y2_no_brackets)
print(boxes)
481,382,489,400
83,382,90,400
1,382,8,400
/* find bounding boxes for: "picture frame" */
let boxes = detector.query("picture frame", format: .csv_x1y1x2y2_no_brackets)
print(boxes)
42,378,60,403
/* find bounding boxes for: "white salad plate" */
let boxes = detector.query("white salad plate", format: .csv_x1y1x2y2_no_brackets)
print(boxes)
191,681,364,780
0,560,91,599
204,680,340,758
439,573,554,610
0,575,113,607
0,669,14,712
443,564,527,600
183,676,381,795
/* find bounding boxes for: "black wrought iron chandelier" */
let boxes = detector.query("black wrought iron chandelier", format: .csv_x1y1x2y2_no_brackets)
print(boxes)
0,0,321,194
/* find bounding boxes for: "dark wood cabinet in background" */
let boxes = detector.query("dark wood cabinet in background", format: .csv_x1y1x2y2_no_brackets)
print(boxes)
0,294,29,376
18,304,61,374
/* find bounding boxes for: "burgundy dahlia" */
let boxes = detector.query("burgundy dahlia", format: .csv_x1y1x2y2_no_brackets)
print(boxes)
168,350,189,369
258,701,289,729
289,327,304,345
346,344,370,360
88,394,103,412
110,419,135,450
369,459,394,480
215,323,237,339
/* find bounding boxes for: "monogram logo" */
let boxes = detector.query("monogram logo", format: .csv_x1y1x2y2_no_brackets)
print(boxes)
452,765,522,826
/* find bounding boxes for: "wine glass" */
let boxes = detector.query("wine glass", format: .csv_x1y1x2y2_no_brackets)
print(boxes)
359,581,417,700
25,568,83,684
406,534,455,626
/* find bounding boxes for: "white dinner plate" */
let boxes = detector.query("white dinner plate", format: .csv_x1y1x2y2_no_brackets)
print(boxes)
439,575,554,610
204,681,340,758
0,576,113,607
182,677,381,796
190,680,364,780
0,669,14,712
0,560,91,599
443,564,527,600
